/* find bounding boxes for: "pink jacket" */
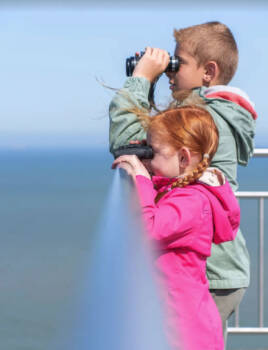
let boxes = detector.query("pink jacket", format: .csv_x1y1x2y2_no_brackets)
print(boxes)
135,170,240,350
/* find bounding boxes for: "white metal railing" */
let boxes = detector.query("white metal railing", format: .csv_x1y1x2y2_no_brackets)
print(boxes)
251,148,268,157
228,148,268,334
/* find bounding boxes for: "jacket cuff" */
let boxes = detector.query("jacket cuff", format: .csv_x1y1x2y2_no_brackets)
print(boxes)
135,175,157,207
123,77,151,95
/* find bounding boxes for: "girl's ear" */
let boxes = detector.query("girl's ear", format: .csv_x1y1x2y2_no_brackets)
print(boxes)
178,147,191,169
203,61,219,86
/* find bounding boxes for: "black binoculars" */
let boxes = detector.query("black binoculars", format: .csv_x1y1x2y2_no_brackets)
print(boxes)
126,51,180,77
112,144,154,160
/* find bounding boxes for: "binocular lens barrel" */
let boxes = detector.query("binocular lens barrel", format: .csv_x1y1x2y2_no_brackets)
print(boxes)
112,144,154,160
126,51,180,76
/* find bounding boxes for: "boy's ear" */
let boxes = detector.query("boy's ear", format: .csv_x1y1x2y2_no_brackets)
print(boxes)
203,61,219,86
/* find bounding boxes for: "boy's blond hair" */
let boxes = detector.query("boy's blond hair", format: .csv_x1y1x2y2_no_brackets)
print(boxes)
174,21,238,85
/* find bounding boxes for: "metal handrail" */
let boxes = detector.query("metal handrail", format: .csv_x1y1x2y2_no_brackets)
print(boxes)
236,192,268,197
253,148,268,157
228,327,268,334
228,148,268,334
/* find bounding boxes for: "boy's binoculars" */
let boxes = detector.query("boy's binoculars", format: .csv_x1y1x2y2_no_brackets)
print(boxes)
126,51,180,76
112,144,154,160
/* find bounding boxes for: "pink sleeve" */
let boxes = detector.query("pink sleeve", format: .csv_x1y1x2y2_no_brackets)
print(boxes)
135,175,204,249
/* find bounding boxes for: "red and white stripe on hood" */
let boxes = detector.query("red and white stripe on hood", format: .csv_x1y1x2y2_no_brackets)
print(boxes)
204,85,257,120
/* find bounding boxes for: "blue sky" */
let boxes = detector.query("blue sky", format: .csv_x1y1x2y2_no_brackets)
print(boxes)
1,3,268,148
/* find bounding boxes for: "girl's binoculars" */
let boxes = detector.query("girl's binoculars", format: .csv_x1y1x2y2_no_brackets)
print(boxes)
112,144,154,160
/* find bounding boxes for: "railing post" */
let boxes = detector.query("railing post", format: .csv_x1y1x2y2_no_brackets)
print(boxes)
259,197,264,328
229,150,268,334
235,197,241,328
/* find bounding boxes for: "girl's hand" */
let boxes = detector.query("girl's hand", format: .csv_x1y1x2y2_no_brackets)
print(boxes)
132,47,170,83
128,140,153,175
112,155,151,182
129,139,147,145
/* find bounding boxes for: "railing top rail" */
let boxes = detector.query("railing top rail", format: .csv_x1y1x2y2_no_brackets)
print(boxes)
253,148,268,156
228,327,268,334
236,192,268,198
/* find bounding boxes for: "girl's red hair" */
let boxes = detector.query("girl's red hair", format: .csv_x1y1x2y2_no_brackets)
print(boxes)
149,105,218,158
147,105,219,188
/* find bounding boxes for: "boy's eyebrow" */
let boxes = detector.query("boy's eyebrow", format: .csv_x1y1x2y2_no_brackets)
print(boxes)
178,56,187,64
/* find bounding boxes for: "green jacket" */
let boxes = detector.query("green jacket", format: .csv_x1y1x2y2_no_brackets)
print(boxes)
109,77,256,289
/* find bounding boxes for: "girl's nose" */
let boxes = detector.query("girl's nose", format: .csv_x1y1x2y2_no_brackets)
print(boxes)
142,159,153,176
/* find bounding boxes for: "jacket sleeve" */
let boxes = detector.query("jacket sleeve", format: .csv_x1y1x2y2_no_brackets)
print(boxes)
135,175,204,249
109,77,150,153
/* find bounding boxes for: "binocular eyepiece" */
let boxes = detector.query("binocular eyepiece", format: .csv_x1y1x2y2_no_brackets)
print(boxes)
112,144,154,160
126,51,180,77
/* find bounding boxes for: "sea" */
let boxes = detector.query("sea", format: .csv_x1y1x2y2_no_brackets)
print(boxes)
0,148,268,350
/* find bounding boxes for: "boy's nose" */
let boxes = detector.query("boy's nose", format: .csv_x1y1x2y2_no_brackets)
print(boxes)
165,71,175,80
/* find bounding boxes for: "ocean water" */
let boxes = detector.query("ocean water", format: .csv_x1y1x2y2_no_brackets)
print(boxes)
0,148,267,350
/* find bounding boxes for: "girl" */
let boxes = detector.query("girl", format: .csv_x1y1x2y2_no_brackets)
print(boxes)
112,105,240,350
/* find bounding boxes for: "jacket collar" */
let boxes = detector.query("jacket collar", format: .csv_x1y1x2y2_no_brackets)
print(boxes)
152,176,177,191
152,168,225,191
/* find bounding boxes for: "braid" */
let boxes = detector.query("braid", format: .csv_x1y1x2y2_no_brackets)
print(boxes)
171,158,209,189
154,158,209,202
154,191,168,203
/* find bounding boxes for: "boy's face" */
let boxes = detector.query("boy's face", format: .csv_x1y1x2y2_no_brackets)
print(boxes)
166,45,206,91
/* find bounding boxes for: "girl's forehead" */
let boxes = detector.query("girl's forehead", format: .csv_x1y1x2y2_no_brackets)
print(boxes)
146,131,152,141
147,131,159,143
147,132,166,147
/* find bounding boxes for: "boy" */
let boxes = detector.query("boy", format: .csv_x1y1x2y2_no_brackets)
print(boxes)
109,21,257,345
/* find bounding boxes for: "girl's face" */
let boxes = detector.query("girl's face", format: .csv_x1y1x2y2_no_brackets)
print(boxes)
147,133,181,178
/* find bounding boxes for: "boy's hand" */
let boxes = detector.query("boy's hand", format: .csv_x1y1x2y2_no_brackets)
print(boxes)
112,155,151,182
132,47,170,83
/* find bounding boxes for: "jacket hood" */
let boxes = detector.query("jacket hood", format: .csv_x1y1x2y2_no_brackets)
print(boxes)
195,168,240,244
152,168,240,245
197,86,256,166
